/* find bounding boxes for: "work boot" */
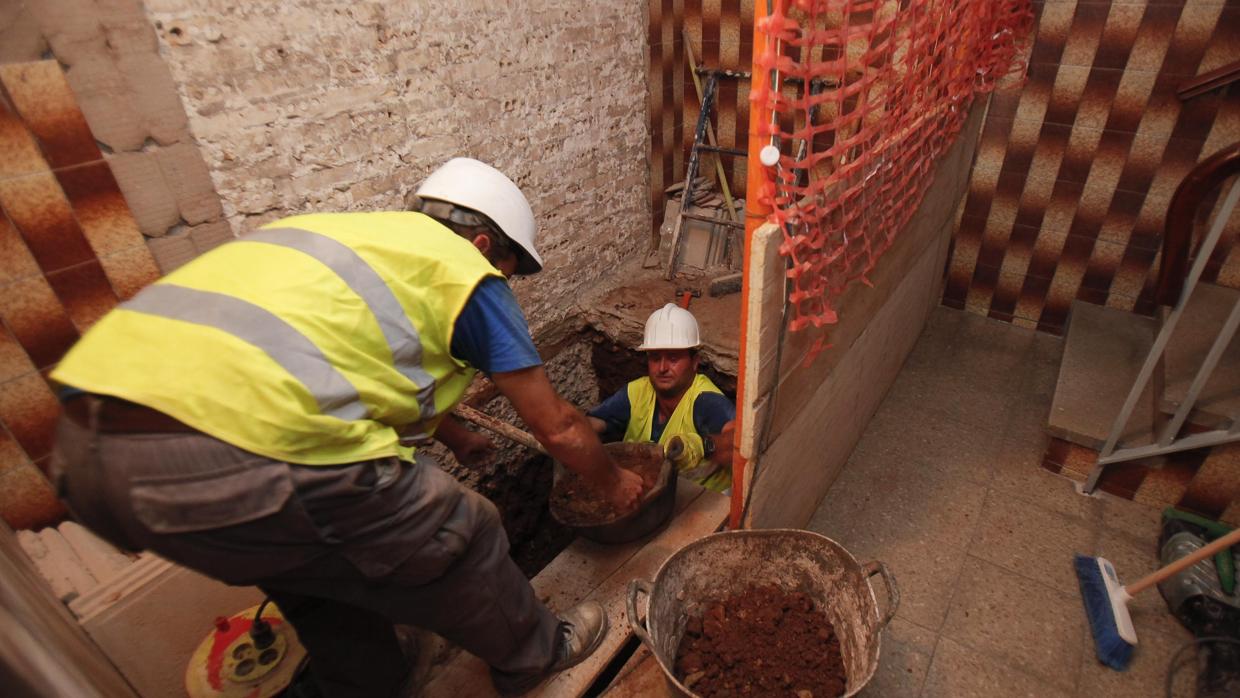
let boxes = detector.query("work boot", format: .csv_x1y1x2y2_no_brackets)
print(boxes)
550,600,608,672
492,601,608,696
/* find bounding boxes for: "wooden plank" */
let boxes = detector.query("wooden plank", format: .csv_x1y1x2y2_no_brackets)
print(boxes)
423,484,726,696
599,646,674,697
739,221,783,460
539,490,729,696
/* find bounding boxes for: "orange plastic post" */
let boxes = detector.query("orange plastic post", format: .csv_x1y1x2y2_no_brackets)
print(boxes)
730,0,778,530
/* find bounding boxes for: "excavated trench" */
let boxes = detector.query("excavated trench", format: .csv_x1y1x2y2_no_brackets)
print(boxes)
440,326,737,577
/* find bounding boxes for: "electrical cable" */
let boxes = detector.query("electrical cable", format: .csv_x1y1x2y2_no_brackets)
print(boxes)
250,596,276,650
1164,636,1240,698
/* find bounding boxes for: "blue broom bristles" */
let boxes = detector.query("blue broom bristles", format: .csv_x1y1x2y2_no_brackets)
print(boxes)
1073,554,1134,670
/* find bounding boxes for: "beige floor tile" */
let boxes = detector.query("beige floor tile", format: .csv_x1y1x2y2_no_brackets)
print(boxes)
851,404,1002,487
941,557,1086,692
807,465,981,631
885,362,1022,432
890,310,1037,431
991,438,1104,522
1098,493,1164,549
1077,624,1197,698
971,492,1099,595
807,448,990,552
856,617,937,697
921,637,1074,698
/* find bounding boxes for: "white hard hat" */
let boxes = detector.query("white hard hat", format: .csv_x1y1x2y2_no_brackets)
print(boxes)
415,158,544,274
638,303,701,350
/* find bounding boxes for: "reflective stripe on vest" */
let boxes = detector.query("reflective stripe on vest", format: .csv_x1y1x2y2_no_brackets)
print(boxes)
52,211,499,466
246,227,438,424
123,284,369,422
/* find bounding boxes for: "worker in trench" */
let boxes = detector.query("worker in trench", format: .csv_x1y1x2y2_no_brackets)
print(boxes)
587,304,736,494
47,157,646,697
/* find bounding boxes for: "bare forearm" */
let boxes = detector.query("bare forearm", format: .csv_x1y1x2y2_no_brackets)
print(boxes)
433,414,473,452
535,404,619,488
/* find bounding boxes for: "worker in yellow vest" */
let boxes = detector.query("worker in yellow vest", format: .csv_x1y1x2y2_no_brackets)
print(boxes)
587,304,735,493
49,158,644,697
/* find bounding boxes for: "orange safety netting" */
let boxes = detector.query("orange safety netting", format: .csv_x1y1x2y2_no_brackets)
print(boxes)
751,0,1033,359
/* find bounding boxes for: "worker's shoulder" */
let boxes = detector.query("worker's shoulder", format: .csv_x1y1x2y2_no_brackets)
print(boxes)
266,210,426,230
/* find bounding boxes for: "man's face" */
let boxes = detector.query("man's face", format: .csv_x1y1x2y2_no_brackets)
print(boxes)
645,349,698,398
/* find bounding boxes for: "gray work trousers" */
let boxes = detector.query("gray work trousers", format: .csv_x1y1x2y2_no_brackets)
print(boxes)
52,407,559,697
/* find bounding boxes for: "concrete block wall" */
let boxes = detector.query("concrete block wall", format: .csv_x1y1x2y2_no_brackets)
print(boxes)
142,0,652,332
2,0,233,273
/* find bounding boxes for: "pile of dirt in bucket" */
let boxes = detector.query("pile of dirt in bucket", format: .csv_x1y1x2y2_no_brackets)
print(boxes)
674,584,847,697
548,444,664,526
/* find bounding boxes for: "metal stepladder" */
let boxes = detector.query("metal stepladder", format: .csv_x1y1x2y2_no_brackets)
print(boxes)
1081,144,1240,494
664,61,751,281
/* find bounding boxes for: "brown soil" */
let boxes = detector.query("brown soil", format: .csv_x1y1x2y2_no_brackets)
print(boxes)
548,443,665,526
674,585,847,698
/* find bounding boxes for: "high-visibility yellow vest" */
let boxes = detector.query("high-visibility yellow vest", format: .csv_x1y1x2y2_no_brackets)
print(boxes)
52,212,502,465
622,374,730,492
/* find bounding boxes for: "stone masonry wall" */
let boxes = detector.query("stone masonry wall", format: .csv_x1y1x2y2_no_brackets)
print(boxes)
142,0,652,333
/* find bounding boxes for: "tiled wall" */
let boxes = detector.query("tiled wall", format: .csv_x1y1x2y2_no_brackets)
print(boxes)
647,0,754,242
0,1,233,530
945,0,1240,333
0,61,162,529
1,0,233,273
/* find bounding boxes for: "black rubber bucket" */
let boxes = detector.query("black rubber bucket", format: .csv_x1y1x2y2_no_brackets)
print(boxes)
549,442,677,544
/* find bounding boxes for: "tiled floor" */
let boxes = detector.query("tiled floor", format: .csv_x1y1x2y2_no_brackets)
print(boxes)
807,306,1200,697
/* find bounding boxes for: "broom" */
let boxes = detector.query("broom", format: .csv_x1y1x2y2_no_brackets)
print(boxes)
1074,525,1240,670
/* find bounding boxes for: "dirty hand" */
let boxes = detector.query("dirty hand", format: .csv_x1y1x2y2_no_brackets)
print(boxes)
605,467,646,515
451,431,495,468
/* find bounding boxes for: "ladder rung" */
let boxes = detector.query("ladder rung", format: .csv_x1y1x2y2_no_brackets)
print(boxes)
695,67,751,80
697,144,746,157
679,212,745,229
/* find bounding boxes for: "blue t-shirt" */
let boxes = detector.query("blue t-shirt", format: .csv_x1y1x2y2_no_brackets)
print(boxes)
588,383,734,443
450,276,542,374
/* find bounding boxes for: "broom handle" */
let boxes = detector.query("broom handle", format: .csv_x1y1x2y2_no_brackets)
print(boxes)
1125,526,1240,596
454,403,548,455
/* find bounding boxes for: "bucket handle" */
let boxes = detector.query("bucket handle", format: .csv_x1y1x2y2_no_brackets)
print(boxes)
626,579,655,648
861,560,900,628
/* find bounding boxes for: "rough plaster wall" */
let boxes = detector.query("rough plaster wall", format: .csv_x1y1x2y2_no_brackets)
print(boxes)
142,0,653,333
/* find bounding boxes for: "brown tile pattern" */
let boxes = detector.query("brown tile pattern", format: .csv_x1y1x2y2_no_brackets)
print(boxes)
0,60,164,530
0,61,102,168
647,1,754,241
1042,436,1231,521
945,1,1237,333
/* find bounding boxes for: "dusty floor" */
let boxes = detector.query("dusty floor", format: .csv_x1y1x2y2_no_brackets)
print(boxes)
808,306,1199,697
